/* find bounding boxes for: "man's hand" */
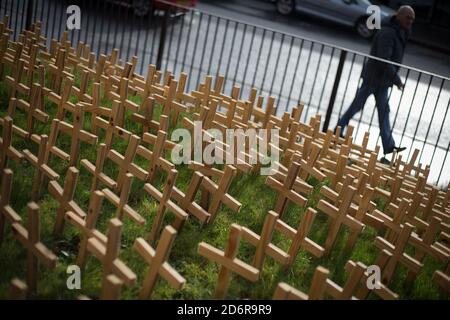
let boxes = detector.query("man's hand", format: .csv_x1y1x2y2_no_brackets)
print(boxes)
395,82,404,91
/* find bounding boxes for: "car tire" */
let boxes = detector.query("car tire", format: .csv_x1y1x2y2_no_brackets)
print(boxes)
355,17,375,39
276,0,295,16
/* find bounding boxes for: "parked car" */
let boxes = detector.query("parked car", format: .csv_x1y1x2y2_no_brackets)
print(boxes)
275,0,396,38
119,0,197,17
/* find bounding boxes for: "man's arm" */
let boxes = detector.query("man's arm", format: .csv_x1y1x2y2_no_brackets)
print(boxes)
373,30,403,88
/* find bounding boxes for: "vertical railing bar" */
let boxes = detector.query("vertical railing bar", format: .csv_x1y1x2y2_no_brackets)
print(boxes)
195,13,211,86
232,23,247,90
180,9,195,81
251,28,266,89
277,35,294,108
298,41,314,122
241,25,257,98
223,20,238,91
259,30,275,93
399,72,422,147
306,44,325,114
429,100,450,166
419,78,445,164
205,15,218,77
187,11,203,88
406,75,433,160
286,38,304,111
173,9,187,75
269,33,285,98
318,47,336,112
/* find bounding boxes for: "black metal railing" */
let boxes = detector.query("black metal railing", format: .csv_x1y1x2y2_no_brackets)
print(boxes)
1,0,449,185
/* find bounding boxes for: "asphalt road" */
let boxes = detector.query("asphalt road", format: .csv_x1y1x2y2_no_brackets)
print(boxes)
197,0,450,78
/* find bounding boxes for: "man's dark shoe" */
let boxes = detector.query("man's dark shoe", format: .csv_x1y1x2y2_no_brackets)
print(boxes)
393,146,406,153
333,126,345,139
385,146,406,155
379,157,390,165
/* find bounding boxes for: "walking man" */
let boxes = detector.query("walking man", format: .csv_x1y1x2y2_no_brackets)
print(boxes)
336,6,415,163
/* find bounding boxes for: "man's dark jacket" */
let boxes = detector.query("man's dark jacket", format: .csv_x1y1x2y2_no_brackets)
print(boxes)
361,16,409,88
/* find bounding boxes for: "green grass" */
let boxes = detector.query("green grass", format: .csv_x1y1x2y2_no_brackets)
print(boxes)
0,64,447,300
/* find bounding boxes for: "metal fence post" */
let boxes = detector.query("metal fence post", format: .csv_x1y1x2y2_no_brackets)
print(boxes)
322,50,347,132
156,6,170,70
25,0,34,30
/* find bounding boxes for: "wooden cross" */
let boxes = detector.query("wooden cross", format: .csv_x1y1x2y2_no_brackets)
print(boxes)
201,165,241,225
11,202,58,294
154,79,187,126
274,266,329,300
240,211,290,270
86,218,137,288
134,226,186,299
81,143,117,193
102,173,146,225
171,172,211,224
198,224,260,299
274,207,325,266
374,223,423,284
23,134,60,201
46,105,98,166
5,58,30,98
65,190,105,269
130,96,163,134
91,100,130,150
46,76,76,120
265,160,308,219
107,77,139,113
48,166,86,235
141,128,174,183
0,168,19,245
344,260,398,300
144,169,188,245
79,82,112,135
47,48,73,93
316,185,365,254
0,116,23,174
6,84,48,139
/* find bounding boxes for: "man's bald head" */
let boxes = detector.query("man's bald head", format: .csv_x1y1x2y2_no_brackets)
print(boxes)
396,5,415,30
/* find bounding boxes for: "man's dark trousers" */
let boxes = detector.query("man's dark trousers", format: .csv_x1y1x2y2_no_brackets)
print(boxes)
337,81,396,155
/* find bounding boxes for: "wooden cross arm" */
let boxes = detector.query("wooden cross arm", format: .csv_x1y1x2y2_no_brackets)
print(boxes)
269,170,313,196
65,211,107,245
142,132,177,151
144,183,188,221
134,238,186,290
79,103,111,117
48,181,86,218
317,200,365,232
3,205,22,224
240,226,290,265
4,144,23,162
171,187,210,223
87,237,136,287
49,145,70,161
102,188,146,225
198,242,259,282
374,237,423,274
201,177,242,213
266,176,307,207
189,162,223,180
78,129,98,145
124,100,139,113
11,223,57,268
107,150,148,182
299,159,326,181
80,159,117,190
273,282,308,300
409,232,450,262
16,99,49,123
274,219,324,258
23,149,59,180
5,76,29,95
433,270,450,292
